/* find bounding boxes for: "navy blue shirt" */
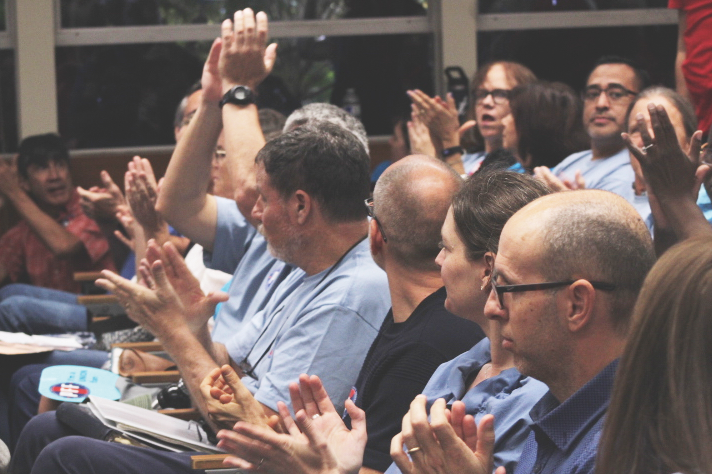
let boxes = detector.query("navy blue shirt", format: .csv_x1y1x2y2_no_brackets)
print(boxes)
514,359,619,474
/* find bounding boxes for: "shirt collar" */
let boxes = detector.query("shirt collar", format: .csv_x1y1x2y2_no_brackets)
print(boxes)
529,359,619,451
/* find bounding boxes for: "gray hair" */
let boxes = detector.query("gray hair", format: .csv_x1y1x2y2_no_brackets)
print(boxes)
259,108,287,141
373,155,462,271
626,86,698,139
284,103,369,154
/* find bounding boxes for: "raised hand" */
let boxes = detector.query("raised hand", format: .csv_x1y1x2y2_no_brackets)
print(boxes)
408,90,461,149
113,205,138,250
201,38,224,103
77,170,126,221
125,156,163,234
96,246,227,337
200,365,270,430
140,240,227,332
408,106,437,157
219,9,278,92
0,157,22,198
215,374,366,474
622,103,707,203
390,396,496,474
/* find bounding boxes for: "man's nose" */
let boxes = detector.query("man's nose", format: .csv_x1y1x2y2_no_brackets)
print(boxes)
484,287,505,321
47,163,61,179
595,90,610,109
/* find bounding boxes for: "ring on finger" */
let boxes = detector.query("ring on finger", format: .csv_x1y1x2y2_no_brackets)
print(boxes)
257,458,264,470
406,446,421,454
312,413,320,420
642,144,654,152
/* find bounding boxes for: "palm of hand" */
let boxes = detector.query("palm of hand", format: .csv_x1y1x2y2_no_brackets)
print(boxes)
123,280,186,337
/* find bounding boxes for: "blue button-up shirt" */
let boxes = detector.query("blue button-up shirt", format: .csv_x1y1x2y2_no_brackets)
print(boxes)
514,359,619,474
384,339,549,474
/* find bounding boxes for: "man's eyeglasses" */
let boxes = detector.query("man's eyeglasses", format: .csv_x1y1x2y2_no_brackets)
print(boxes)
582,85,637,103
213,148,226,162
364,198,388,243
473,89,510,105
489,274,616,309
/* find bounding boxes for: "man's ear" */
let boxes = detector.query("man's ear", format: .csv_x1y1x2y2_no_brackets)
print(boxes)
293,190,311,225
369,218,384,256
481,252,495,289
565,279,596,333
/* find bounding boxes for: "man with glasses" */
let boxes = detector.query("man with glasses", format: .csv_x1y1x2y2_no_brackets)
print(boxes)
481,190,655,474
536,56,650,198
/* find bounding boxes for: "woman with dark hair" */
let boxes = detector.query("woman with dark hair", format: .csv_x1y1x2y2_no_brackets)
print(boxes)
408,61,536,175
504,81,588,170
595,237,712,474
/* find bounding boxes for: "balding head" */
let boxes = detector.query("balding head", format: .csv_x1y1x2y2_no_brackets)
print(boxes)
373,155,463,271
507,190,655,331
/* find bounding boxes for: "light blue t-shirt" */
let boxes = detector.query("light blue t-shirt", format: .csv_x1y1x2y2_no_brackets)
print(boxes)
462,151,486,175
237,239,390,414
552,148,634,198
385,338,549,474
204,197,294,343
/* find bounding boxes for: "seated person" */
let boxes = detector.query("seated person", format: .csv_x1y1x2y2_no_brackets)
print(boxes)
535,56,650,196
0,133,115,294
345,155,484,473
10,122,390,474
213,170,552,474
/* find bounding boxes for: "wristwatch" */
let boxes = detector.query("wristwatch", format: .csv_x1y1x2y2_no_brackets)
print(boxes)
219,85,256,108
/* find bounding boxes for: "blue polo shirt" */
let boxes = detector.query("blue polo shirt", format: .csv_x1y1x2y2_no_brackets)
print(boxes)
514,359,619,474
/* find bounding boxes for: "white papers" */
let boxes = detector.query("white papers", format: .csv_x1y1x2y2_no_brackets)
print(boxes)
87,396,222,453
0,331,83,353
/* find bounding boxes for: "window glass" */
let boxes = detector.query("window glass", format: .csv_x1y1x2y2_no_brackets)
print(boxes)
60,0,427,28
56,33,433,148
0,0,5,30
0,50,17,152
477,25,677,90
479,0,667,13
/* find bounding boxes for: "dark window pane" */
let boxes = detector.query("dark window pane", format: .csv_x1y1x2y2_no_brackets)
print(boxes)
0,50,17,152
479,0,667,13
60,0,427,28
477,25,677,90
56,33,433,148
0,0,5,30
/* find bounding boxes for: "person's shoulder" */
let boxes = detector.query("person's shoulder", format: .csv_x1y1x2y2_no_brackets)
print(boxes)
321,240,389,297
301,240,389,326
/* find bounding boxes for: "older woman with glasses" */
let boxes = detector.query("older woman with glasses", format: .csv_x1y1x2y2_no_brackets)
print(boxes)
408,62,536,175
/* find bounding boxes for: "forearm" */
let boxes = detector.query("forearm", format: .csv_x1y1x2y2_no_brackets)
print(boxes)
156,100,222,249
7,191,84,257
222,103,265,226
662,198,712,242
160,327,224,425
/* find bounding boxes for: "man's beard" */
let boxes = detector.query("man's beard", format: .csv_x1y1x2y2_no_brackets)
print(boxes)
260,223,304,266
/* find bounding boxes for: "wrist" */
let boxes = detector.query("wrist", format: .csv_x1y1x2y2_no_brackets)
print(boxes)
441,134,461,149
